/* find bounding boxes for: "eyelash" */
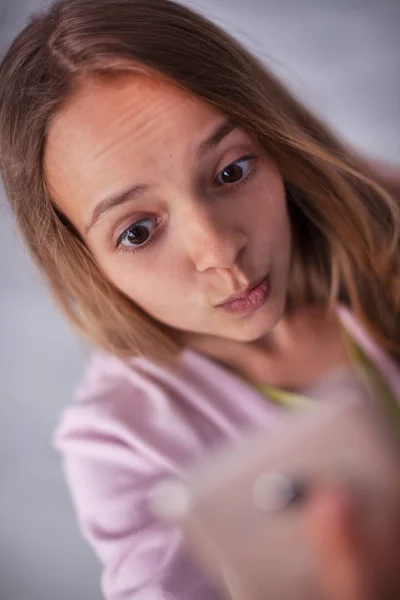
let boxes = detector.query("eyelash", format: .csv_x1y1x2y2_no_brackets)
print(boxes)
115,153,259,255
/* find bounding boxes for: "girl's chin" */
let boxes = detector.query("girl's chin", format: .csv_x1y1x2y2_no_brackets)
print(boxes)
222,301,285,343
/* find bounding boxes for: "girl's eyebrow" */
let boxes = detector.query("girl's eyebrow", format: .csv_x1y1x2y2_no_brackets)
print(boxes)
196,118,237,158
85,118,237,235
85,183,148,235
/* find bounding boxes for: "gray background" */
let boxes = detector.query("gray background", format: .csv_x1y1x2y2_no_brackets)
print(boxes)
0,0,399,599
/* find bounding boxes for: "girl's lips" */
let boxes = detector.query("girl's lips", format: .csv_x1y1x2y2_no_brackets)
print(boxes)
217,274,270,314
216,273,267,306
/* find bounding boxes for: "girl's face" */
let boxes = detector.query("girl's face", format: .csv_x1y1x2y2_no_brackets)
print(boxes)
44,74,291,343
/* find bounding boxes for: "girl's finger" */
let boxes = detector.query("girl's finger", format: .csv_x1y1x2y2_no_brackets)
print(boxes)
305,485,371,600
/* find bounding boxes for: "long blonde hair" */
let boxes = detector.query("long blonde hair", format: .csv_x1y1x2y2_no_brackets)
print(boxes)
0,0,399,371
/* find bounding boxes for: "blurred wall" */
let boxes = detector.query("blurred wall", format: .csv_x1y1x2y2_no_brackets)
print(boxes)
0,1,399,599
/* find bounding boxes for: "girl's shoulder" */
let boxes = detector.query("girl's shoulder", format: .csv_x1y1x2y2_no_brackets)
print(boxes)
52,348,209,469
52,346,279,468
336,305,400,397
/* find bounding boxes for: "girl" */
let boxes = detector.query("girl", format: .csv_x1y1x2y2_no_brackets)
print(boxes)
1,0,399,598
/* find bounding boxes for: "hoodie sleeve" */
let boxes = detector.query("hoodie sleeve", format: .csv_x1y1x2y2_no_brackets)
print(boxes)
53,352,222,600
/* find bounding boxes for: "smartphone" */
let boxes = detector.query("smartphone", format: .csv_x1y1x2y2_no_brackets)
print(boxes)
151,375,400,600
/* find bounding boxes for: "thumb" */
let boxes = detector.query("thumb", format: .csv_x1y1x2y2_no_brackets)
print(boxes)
305,485,371,600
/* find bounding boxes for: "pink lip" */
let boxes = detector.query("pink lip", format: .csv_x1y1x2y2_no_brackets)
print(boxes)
216,274,268,307
217,274,270,314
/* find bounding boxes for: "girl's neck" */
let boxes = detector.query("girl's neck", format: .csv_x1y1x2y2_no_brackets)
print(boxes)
185,305,351,392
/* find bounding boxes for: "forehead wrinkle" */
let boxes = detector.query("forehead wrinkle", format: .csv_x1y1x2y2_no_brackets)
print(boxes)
89,86,189,163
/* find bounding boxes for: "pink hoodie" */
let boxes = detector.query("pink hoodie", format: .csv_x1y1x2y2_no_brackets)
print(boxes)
53,305,400,600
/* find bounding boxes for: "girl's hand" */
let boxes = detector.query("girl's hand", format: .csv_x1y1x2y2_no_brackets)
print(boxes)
305,484,400,600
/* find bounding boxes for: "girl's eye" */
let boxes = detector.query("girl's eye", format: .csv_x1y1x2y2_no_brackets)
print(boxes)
117,217,156,252
214,154,256,187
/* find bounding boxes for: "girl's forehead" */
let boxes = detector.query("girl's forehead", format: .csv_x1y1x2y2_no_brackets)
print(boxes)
58,73,214,129
43,74,225,229
45,73,219,166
